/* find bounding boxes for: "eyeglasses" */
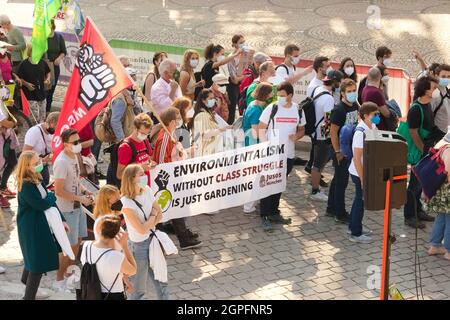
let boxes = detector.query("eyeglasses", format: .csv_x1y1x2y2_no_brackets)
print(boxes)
69,139,81,145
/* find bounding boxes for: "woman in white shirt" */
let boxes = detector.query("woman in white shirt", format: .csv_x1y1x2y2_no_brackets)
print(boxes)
348,102,379,244
120,164,166,300
80,215,136,300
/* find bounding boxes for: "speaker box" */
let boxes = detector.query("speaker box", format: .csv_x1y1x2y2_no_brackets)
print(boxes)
363,129,408,211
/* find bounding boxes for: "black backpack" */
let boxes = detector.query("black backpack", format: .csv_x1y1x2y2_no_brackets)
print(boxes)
78,242,120,300
267,104,279,132
275,64,296,76
238,80,260,116
105,138,151,188
434,87,450,117
298,87,331,136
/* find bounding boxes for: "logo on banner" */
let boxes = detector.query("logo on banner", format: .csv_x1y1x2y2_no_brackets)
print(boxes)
154,170,173,213
259,175,266,188
76,43,117,109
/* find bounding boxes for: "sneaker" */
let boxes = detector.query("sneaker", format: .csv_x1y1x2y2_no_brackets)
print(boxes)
243,206,256,214
417,211,435,222
180,238,202,250
349,234,373,244
293,157,308,166
52,279,67,293
187,229,199,239
269,214,292,225
335,212,350,224
347,227,372,236
319,178,328,188
311,191,328,202
0,266,5,274
261,217,273,232
0,196,10,208
35,288,52,300
404,218,425,229
428,246,446,256
445,252,450,261
0,187,16,198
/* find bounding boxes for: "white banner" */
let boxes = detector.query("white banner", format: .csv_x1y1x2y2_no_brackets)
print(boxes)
150,142,288,222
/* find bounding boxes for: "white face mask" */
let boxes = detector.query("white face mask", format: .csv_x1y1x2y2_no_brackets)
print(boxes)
71,144,82,154
217,55,225,62
137,133,148,141
381,75,390,84
218,86,227,94
190,59,199,68
291,56,300,65
186,107,194,118
383,58,393,66
177,119,184,127
344,67,354,76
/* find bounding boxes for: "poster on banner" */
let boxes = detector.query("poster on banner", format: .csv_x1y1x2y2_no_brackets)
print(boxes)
150,142,287,222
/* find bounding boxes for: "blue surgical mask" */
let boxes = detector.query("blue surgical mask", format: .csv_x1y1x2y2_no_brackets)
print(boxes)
346,92,358,103
139,175,148,188
439,78,450,87
277,96,287,107
207,99,216,108
371,114,381,125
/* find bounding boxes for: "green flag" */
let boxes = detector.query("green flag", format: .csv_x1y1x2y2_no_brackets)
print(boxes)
31,0,62,64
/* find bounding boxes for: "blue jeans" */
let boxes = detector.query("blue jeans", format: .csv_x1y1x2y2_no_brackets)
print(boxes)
128,237,170,300
430,213,450,252
327,154,349,217
349,174,364,237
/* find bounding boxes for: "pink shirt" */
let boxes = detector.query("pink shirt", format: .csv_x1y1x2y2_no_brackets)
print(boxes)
150,77,182,115
0,58,13,83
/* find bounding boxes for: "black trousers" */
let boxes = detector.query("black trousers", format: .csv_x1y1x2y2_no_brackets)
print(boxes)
1,150,18,189
172,218,189,241
226,82,240,125
21,268,43,300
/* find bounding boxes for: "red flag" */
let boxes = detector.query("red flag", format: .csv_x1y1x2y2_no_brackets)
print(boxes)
51,17,133,161
20,89,30,117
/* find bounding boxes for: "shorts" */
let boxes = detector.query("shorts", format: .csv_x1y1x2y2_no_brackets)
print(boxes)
313,139,332,172
61,208,87,246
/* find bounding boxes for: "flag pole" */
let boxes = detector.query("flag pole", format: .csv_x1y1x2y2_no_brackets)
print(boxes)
86,16,176,143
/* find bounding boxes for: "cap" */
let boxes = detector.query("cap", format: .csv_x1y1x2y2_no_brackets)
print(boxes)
212,73,229,85
323,69,344,82
253,52,271,64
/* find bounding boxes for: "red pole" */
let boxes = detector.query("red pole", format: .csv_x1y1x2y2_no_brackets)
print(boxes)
380,179,391,300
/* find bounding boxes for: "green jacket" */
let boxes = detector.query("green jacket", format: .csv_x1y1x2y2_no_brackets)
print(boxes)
17,181,63,273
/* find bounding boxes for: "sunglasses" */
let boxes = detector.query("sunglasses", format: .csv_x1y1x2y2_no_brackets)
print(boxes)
69,139,81,145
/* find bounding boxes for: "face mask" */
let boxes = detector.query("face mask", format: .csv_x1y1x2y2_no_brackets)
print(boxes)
277,96,287,107
34,163,44,173
190,59,199,68
207,99,216,108
111,200,123,212
217,55,225,62
344,67,354,76
346,92,358,103
186,107,195,118
265,97,273,106
383,58,392,66
381,76,390,84
137,133,148,141
177,119,184,128
291,56,300,65
439,78,450,87
47,127,55,135
218,86,227,94
371,114,381,125
239,43,246,49
139,175,148,188
71,143,82,154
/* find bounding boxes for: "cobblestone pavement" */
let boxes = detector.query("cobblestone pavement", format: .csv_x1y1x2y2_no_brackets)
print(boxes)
1,0,450,300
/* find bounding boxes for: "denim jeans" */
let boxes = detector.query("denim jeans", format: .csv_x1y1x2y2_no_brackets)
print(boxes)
128,237,170,300
430,213,450,252
349,174,364,237
260,158,294,217
404,171,423,219
327,153,350,217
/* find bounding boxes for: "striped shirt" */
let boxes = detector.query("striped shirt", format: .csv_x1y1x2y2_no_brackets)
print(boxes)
152,129,176,164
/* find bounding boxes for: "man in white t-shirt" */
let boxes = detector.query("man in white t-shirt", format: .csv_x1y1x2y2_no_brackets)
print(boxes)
275,44,313,86
23,112,59,186
310,70,344,202
258,82,306,232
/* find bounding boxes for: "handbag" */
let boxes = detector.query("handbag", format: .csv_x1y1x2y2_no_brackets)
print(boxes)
412,144,450,200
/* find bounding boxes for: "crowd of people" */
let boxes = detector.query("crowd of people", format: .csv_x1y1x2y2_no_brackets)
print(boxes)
0,13,450,300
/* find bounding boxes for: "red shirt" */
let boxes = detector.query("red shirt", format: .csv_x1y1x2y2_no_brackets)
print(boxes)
78,125,94,157
118,137,152,185
152,130,176,164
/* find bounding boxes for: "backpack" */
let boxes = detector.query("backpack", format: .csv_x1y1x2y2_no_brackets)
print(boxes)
298,87,331,136
275,64,296,76
94,101,116,143
433,87,450,117
238,80,259,116
339,125,365,159
105,138,152,188
357,76,368,105
267,104,279,132
78,242,120,300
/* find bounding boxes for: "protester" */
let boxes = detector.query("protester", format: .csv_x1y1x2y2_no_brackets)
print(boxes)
376,46,393,69
16,151,68,300
125,67,143,115
179,49,204,101
150,59,182,116
257,82,306,232
120,164,168,300
171,97,193,149
23,112,59,186
201,43,242,89
0,48,14,84
152,107,201,250
242,82,273,214
143,52,167,102
239,52,271,94
403,76,439,229
45,19,66,113
246,61,276,107
430,64,450,141
327,79,359,223
211,73,230,122
17,45,51,124
310,70,344,202
78,123,97,182
53,128,94,292
0,15,26,74
80,215,137,300
339,57,358,82
275,44,313,87
348,102,379,243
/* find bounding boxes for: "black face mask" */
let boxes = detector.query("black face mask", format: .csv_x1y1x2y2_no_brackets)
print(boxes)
47,127,55,135
111,200,123,212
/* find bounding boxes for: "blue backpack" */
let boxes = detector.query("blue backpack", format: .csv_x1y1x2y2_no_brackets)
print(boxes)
340,125,365,159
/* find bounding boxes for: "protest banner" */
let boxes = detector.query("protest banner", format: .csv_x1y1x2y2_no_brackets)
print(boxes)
150,141,288,222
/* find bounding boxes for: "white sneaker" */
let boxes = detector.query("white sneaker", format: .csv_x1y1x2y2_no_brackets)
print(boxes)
311,191,328,202
347,227,372,235
0,266,5,274
243,206,256,214
35,288,52,300
349,234,373,244
52,279,67,292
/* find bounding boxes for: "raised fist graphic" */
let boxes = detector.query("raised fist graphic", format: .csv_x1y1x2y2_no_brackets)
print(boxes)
76,43,116,109
155,170,170,191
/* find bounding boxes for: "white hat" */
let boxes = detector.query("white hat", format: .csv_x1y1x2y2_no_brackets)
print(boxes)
444,126,450,143
212,73,229,85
